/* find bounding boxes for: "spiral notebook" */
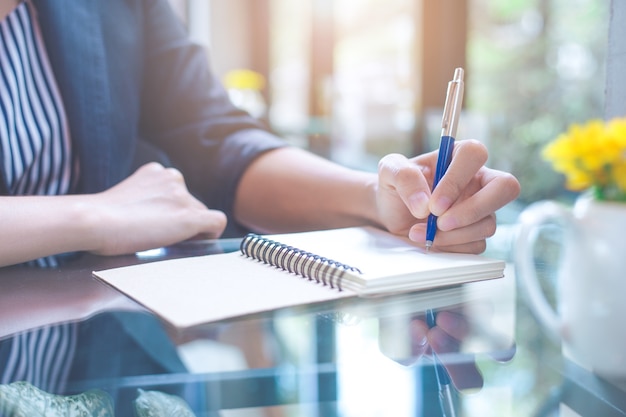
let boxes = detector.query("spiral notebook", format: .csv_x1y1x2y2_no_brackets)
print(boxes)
93,226,505,329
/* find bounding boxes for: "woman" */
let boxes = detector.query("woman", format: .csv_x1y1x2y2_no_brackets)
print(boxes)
0,0,519,268
0,0,519,404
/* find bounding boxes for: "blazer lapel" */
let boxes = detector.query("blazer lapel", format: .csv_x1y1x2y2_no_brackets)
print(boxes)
33,0,117,193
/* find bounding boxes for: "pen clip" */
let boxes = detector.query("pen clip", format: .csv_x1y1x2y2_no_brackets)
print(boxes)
441,68,465,138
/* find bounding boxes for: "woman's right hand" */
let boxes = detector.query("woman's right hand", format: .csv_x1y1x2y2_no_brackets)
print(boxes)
87,162,227,256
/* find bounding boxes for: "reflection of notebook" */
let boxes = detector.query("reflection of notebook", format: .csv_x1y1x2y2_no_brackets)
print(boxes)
93,226,505,329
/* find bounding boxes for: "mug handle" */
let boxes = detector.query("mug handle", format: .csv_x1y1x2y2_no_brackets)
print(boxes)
514,201,571,344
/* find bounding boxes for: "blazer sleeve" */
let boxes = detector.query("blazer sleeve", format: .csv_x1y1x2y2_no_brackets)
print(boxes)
138,0,288,228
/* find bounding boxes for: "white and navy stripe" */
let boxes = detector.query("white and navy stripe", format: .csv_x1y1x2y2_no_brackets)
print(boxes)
0,1,76,197
0,2,78,395
0,323,78,394
0,1,78,268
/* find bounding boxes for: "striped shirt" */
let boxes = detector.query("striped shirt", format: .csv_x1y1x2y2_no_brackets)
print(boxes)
0,1,78,395
0,1,76,198
0,323,78,395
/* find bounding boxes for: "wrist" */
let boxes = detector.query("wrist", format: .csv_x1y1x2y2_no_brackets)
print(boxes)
360,173,385,229
67,195,105,253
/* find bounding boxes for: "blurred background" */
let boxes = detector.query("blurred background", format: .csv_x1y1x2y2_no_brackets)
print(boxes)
165,2,613,415
169,0,608,226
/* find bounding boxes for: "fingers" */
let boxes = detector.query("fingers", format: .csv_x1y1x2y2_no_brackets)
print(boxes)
93,163,229,255
405,312,483,390
397,140,520,250
434,311,470,341
428,327,484,391
429,139,520,230
428,139,520,222
428,140,488,216
159,168,227,238
151,165,228,238
388,312,487,391
378,153,432,219
410,319,430,358
409,213,496,253
437,167,520,233
194,209,228,238
134,162,182,180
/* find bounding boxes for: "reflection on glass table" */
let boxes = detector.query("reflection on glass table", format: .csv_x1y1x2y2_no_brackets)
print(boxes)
0,239,625,417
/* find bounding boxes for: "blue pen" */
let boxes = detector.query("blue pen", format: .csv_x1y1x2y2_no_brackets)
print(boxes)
427,309,457,417
425,68,465,251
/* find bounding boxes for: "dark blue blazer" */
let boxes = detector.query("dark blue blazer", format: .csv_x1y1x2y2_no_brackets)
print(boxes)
2,2,285,402
21,0,284,222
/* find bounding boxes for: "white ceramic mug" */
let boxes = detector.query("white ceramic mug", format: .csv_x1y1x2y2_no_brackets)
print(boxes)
515,197,626,380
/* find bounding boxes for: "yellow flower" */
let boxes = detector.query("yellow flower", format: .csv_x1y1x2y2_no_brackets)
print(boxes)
542,117,626,201
223,69,265,91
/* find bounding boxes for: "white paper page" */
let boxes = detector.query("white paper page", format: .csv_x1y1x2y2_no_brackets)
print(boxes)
94,252,353,329
265,227,505,293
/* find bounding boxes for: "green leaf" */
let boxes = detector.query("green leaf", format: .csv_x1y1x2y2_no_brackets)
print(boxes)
0,381,114,417
133,389,197,417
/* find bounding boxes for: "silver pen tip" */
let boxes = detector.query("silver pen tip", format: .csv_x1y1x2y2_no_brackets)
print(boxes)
425,240,433,252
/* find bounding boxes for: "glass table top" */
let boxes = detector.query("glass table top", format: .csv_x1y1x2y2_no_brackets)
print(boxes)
1,238,625,417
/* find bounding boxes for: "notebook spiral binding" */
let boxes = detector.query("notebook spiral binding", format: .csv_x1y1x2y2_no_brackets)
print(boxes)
240,233,362,291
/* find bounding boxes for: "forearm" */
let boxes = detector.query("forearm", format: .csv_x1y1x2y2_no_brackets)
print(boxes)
0,196,97,267
0,163,229,268
233,147,382,233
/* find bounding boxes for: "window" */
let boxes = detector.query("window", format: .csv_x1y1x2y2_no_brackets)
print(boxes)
181,0,609,206
468,0,608,204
